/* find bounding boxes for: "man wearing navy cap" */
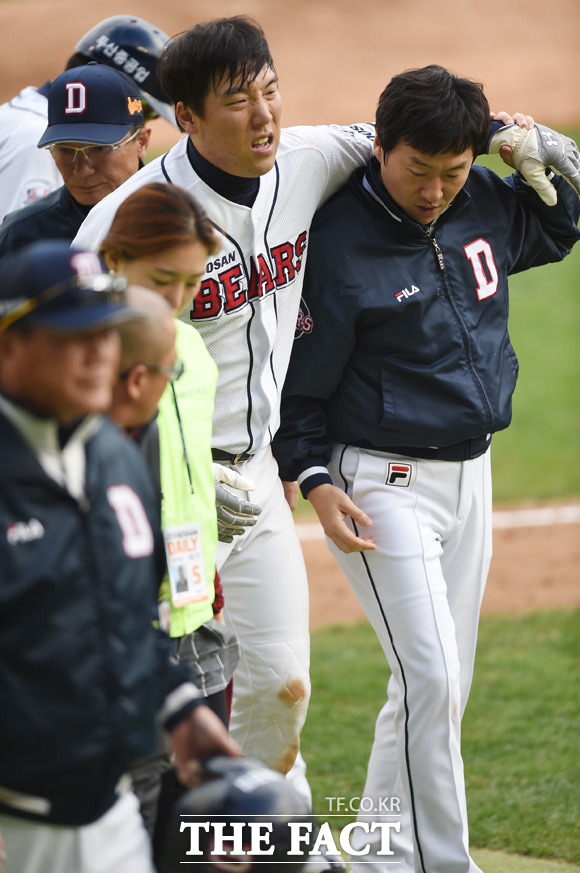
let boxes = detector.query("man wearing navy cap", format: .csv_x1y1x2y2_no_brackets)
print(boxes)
0,240,239,873
0,14,175,225
0,63,150,259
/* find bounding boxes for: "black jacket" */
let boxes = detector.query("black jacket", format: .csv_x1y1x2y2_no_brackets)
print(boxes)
0,410,196,825
0,185,91,257
274,162,580,492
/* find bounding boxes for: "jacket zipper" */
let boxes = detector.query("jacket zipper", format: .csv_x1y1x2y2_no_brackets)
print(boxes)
428,232,494,428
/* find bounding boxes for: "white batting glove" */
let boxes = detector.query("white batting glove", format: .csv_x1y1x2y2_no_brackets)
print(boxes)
488,123,580,206
213,463,262,543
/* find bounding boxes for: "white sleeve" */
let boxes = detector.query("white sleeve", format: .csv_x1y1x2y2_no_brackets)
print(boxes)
0,96,63,224
285,122,375,205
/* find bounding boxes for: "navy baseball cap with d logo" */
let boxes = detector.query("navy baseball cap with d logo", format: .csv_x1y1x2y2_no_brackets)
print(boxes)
37,62,144,148
0,240,144,333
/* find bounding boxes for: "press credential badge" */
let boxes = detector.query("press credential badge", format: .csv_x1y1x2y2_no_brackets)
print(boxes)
163,522,209,607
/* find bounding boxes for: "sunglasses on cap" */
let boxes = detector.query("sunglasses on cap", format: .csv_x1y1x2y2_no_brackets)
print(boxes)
0,272,128,332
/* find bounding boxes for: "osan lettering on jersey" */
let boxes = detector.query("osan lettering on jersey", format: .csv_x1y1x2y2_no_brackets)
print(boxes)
191,231,307,320
386,463,412,487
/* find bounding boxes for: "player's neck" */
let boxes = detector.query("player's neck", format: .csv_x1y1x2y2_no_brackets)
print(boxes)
186,139,259,207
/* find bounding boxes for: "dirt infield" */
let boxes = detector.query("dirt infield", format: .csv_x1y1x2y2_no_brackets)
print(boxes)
0,0,578,150
1,0,578,628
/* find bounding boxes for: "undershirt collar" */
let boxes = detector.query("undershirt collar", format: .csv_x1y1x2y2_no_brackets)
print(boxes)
186,138,259,207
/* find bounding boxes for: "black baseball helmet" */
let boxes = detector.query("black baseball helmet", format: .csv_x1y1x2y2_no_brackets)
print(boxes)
75,15,176,125
160,756,318,873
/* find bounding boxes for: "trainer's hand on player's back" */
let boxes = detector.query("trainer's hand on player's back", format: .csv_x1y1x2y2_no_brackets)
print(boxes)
308,483,376,553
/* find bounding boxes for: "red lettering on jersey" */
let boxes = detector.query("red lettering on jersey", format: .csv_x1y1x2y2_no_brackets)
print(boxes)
247,255,275,300
192,278,222,318
247,259,260,300
190,230,309,319
257,254,275,295
222,264,246,312
272,243,296,287
294,231,307,272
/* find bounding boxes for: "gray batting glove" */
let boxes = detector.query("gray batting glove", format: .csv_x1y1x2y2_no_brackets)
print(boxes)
488,123,580,206
213,462,262,543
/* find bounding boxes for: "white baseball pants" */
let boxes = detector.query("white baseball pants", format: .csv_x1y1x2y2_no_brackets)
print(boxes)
0,791,154,873
216,446,312,805
327,444,493,873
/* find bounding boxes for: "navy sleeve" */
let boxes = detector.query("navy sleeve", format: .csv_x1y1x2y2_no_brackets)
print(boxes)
273,256,357,486
503,172,580,273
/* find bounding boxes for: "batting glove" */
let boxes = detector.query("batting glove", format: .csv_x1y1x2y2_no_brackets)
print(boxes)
488,123,580,206
213,462,262,543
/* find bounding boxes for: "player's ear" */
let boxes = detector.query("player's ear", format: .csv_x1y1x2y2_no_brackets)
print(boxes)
373,134,385,164
176,102,198,135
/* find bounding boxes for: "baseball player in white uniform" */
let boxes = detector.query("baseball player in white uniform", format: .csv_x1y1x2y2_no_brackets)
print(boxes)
0,84,63,223
73,18,373,832
0,15,175,225
72,18,565,872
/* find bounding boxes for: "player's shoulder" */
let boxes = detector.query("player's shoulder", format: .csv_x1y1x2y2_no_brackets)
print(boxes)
307,167,364,249
108,135,188,195
1,85,47,116
467,161,516,198
279,123,375,155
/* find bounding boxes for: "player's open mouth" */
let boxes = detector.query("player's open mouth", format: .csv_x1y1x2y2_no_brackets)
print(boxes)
252,135,273,153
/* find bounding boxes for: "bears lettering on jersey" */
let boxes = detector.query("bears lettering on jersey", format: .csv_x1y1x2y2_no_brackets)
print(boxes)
191,231,307,319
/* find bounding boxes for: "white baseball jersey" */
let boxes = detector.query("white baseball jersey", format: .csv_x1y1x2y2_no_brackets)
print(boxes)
0,86,62,224
73,124,374,453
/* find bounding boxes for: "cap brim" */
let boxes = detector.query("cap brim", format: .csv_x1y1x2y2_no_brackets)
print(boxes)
26,304,146,332
37,123,135,148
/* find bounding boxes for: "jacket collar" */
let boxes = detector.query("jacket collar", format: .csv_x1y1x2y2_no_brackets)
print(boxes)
0,394,101,496
358,156,470,234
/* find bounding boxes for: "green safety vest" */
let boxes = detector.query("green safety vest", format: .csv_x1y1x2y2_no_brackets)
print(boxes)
157,320,218,637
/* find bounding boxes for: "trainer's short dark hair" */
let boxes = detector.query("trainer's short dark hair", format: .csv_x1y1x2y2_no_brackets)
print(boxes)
157,15,275,117
376,65,490,157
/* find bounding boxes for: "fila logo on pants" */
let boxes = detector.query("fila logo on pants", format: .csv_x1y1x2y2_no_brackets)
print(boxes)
386,463,412,487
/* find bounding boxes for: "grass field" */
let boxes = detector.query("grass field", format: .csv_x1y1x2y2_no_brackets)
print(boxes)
302,611,580,869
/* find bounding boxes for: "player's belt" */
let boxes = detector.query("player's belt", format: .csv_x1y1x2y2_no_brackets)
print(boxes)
356,433,491,462
212,449,253,465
